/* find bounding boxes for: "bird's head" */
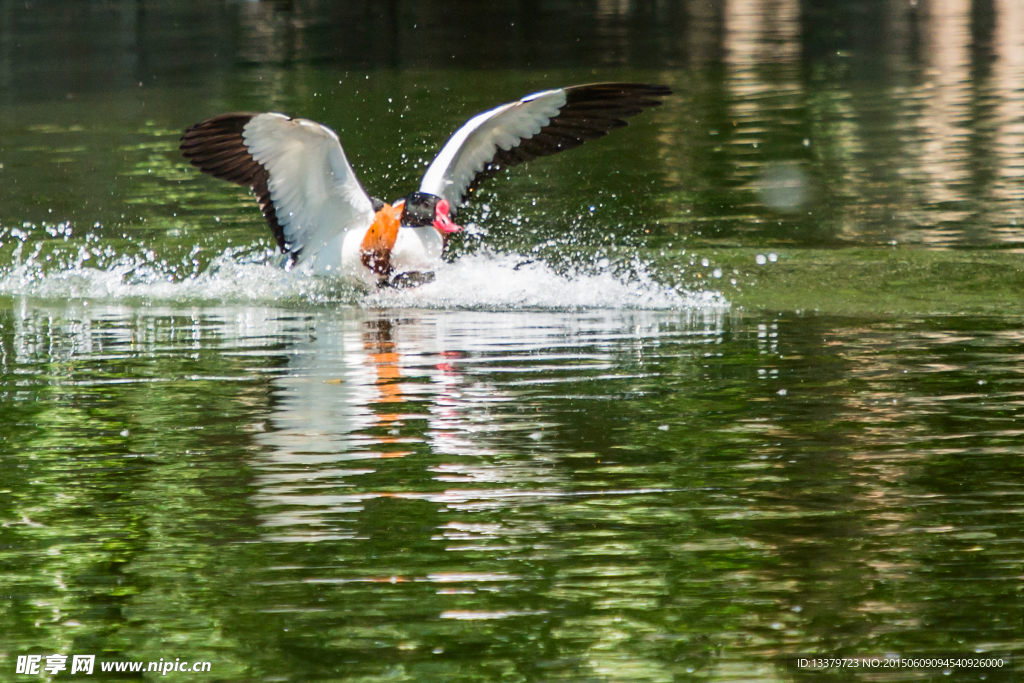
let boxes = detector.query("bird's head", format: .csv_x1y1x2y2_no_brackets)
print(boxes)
400,192,462,237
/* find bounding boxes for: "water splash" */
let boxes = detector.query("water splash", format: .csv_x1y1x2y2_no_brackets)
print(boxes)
0,225,727,311
369,252,726,310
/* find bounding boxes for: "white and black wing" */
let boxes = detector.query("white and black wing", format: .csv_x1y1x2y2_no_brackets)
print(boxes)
180,112,375,259
418,83,671,208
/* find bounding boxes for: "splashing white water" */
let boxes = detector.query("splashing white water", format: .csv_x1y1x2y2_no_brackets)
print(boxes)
369,252,726,310
0,236,727,311
0,249,338,304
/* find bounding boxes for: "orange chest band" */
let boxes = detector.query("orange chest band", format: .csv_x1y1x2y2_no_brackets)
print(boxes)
360,203,402,275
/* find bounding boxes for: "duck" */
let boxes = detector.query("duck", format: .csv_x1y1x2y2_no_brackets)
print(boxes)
180,82,671,288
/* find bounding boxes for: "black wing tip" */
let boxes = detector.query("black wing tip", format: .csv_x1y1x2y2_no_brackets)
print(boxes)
180,112,260,150
180,112,262,168
459,82,672,203
563,82,673,102
179,111,289,254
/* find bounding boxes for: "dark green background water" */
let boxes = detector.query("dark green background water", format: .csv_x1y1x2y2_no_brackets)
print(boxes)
1,1,1023,681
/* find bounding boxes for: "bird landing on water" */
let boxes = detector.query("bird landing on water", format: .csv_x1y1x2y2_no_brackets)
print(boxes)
180,83,671,289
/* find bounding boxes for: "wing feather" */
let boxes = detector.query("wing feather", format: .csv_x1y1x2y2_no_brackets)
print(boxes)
418,83,671,207
181,112,375,259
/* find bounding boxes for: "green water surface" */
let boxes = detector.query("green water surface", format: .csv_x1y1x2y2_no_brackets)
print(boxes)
1,2,1023,681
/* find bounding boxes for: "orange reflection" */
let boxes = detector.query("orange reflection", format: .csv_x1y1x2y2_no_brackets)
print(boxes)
363,318,412,457
358,317,468,458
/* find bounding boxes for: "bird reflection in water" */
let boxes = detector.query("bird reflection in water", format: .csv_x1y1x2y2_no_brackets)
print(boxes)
249,310,655,546
249,313,465,541
363,318,412,457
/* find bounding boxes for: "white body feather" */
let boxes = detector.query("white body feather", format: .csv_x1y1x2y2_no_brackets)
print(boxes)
308,225,445,286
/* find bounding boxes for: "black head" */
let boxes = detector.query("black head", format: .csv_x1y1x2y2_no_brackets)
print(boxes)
398,191,441,227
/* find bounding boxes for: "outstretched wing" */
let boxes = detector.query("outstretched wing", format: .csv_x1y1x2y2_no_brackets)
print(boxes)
418,83,671,208
180,112,375,258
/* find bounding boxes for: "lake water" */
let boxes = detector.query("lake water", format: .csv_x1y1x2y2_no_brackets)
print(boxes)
1,1,1023,681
